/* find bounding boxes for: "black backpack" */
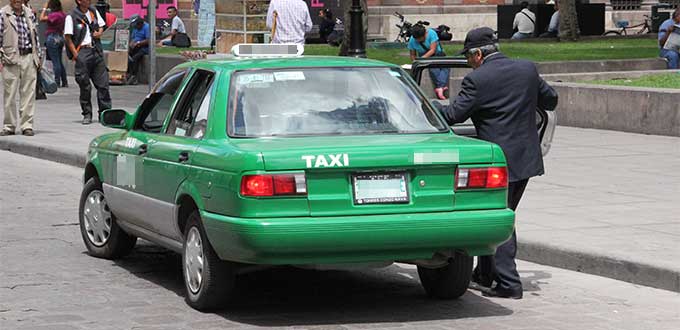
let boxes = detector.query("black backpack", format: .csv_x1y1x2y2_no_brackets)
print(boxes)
172,33,192,48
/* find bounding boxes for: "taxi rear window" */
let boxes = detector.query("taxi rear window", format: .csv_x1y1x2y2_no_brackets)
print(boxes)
228,67,448,137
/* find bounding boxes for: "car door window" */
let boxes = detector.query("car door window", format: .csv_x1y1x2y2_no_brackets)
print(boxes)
166,69,215,138
133,69,188,133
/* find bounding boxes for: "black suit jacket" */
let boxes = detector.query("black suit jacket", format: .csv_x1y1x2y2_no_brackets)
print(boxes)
439,53,558,182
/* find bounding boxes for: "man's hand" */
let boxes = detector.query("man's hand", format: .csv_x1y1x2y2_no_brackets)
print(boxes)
92,30,103,39
0,62,4,72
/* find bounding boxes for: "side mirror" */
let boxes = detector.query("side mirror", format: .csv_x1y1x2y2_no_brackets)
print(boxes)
100,109,132,130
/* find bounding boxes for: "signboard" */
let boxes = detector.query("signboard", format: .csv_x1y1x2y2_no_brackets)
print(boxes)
115,30,130,51
197,0,216,47
123,0,177,20
304,0,348,27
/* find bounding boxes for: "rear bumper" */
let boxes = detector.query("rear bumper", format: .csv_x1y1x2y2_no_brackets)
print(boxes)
201,209,515,265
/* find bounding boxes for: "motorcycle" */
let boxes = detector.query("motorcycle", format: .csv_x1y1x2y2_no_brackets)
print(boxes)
394,12,452,43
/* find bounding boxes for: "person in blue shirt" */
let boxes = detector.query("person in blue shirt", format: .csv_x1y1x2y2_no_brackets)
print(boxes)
408,24,450,100
127,14,150,85
658,9,679,69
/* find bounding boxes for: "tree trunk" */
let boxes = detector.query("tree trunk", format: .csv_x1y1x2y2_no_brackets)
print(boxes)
339,0,368,56
558,0,580,41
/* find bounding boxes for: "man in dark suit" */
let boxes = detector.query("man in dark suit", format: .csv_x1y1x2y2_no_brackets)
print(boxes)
438,27,558,299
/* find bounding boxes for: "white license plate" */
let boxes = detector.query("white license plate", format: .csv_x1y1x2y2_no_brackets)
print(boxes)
352,173,409,205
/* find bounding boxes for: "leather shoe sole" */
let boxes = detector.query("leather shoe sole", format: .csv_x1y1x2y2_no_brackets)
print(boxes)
0,130,15,136
482,288,523,299
22,129,34,136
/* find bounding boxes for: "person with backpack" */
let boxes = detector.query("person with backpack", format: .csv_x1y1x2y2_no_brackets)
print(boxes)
408,24,450,100
64,0,111,125
512,1,535,40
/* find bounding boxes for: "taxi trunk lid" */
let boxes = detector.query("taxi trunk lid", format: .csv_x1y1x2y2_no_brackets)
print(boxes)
232,134,495,216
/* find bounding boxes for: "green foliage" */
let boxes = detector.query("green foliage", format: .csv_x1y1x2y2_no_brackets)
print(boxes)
587,73,680,89
304,38,661,65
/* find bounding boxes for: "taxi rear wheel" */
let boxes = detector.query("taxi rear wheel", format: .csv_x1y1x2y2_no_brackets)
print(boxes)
79,178,137,259
417,252,472,299
182,211,235,311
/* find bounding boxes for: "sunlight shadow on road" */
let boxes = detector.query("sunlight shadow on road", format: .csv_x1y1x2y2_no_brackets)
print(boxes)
114,241,514,327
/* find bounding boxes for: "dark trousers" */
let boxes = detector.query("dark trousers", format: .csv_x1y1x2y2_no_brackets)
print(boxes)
127,47,146,77
74,48,111,117
476,179,529,291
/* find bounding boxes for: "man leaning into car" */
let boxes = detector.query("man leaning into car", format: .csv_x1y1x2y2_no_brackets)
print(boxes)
437,27,558,299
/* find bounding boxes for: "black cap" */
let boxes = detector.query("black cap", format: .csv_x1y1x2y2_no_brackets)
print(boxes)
458,27,498,55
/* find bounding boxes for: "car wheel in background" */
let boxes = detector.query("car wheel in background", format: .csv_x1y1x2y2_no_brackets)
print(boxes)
79,178,137,259
182,210,236,311
417,252,473,299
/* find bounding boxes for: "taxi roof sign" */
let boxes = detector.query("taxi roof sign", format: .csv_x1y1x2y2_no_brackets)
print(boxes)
231,44,304,58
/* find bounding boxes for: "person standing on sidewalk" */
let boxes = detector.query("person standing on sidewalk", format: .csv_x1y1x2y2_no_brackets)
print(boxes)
39,0,67,88
1,0,41,136
266,0,312,45
64,0,110,125
437,27,558,299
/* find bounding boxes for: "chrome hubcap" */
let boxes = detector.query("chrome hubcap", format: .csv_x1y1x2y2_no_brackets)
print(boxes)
184,227,204,294
83,190,112,247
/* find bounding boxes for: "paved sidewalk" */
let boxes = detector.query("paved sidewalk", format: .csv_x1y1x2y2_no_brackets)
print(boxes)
1,79,679,292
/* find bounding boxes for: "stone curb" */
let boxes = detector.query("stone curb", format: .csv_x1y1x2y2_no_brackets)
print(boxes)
1,139,678,293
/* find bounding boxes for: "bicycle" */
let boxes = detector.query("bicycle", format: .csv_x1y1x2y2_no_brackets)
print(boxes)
602,15,652,36
394,12,429,43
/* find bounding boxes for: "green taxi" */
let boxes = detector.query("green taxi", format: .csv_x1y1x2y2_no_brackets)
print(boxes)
79,44,515,310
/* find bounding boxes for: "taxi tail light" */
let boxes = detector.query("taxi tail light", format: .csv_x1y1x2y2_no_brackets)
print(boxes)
241,174,307,197
455,167,508,189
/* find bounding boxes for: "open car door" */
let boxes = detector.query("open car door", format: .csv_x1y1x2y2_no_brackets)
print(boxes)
407,58,556,156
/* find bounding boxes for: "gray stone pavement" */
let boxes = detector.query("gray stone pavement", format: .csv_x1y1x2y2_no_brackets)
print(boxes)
1,151,679,330
1,78,679,292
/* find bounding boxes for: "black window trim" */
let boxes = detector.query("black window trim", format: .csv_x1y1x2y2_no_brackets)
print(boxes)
164,67,217,140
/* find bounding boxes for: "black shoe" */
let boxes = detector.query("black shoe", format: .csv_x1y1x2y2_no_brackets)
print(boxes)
61,83,68,88
22,129,34,136
471,272,494,288
0,129,15,136
482,287,523,299
82,115,92,125
126,75,138,85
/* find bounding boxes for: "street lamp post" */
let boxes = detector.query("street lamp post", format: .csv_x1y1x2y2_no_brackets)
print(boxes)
148,0,157,90
347,0,366,58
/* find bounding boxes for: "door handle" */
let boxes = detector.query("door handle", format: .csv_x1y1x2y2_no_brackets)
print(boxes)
138,144,148,155
178,151,190,163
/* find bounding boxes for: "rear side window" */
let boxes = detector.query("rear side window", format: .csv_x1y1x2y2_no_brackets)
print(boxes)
228,67,447,137
166,69,215,138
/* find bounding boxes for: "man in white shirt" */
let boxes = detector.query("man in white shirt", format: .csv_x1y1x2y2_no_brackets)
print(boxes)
540,2,560,38
159,6,187,46
64,0,110,125
512,2,535,40
266,0,312,45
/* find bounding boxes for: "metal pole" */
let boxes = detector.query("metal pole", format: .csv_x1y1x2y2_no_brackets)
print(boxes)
347,0,366,58
148,0,157,90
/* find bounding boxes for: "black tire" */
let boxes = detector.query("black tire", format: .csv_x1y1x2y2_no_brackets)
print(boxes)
182,210,235,311
79,178,137,259
417,252,473,299
603,30,621,37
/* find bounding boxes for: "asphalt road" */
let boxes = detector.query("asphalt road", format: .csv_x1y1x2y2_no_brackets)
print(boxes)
1,151,678,330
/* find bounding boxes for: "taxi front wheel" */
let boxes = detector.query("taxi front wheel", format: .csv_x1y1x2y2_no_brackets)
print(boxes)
79,178,137,259
417,252,473,299
182,211,236,311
